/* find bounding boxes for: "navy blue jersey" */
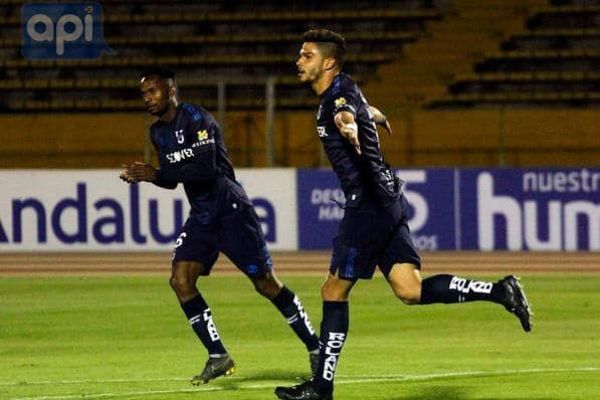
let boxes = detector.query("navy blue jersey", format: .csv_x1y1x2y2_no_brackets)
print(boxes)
317,73,400,207
149,103,236,215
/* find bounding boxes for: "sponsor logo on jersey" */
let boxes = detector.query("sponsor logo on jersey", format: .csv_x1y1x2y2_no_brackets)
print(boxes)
334,97,347,108
197,129,208,141
165,148,194,163
192,130,215,148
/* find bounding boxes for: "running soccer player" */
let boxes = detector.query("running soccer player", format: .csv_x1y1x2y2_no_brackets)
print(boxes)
119,68,320,385
274,29,533,400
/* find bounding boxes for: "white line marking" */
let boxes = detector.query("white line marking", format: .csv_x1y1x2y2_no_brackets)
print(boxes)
5,367,600,399
0,378,188,387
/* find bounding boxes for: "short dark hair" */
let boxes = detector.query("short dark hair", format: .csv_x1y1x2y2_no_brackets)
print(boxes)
302,29,346,68
140,67,176,81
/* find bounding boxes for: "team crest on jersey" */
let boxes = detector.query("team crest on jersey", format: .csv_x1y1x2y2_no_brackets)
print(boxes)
174,129,185,144
334,97,347,108
197,129,208,141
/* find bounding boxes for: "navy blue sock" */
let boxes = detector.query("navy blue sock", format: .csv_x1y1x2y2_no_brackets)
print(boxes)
420,274,503,304
181,294,227,356
315,301,349,394
271,286,320,352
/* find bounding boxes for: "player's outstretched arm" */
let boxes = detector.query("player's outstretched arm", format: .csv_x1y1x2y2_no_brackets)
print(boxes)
334,111,361,155
369,106,392,136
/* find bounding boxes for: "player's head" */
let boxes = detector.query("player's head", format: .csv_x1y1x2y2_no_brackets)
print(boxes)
297,29,346,84
139,67,177,116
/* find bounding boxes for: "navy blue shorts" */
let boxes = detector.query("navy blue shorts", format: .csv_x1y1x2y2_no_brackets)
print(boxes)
172,182,272,279
330,194,421,280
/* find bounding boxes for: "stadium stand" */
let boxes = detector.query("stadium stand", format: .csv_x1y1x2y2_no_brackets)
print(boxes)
0,0,441,112
428,1,600,107
1,0,597,169
0,0,446,168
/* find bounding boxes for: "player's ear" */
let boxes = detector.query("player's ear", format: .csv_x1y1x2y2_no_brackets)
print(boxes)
324,57,336,71
168,82,177,98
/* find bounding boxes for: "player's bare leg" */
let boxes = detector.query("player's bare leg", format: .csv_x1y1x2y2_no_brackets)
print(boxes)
385,263,422,305
275,274,355,400
252,271,320,375
386,263,532,331
170,261,235,384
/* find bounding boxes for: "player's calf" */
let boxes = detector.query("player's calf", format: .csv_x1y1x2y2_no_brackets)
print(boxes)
270,286,320,356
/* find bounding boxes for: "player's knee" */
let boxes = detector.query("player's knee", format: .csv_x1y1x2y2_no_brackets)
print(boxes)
253,276,281,299
321,282,348,302
392,285,421,305
169,273,193,294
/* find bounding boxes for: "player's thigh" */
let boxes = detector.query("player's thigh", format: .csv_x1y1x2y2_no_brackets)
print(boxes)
172,217,220,276
218,205,273,279
330,202,389,280
378,197,422,277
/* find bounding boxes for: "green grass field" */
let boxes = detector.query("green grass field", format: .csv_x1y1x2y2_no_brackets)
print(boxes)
2,273,600,399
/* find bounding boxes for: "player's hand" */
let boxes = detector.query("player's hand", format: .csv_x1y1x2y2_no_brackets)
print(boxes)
369,106,392,136
119,162,157,183
128,161,158,182
378,119,392,136
119,164,138,184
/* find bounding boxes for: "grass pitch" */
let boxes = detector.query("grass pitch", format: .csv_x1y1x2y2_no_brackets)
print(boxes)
1,273,600,399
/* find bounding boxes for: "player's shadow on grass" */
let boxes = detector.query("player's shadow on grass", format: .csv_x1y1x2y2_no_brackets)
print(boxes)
389,386,467,400
389,386,559,400
217,369,308,390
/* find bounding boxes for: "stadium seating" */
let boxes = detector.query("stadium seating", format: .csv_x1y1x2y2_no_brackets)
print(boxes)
0,1,442,112
2,0,597,168
428,1,600,107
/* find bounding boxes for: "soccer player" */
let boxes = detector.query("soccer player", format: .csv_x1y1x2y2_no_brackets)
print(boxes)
119,68,320,385
274,29,533,400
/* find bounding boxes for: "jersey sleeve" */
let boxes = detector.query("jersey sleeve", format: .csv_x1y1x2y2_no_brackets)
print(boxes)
149,129,178,190
154,115,220,185
329,89,360,118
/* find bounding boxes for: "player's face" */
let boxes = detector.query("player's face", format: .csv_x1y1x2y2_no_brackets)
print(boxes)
140,76,170,116
296,42,326,83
